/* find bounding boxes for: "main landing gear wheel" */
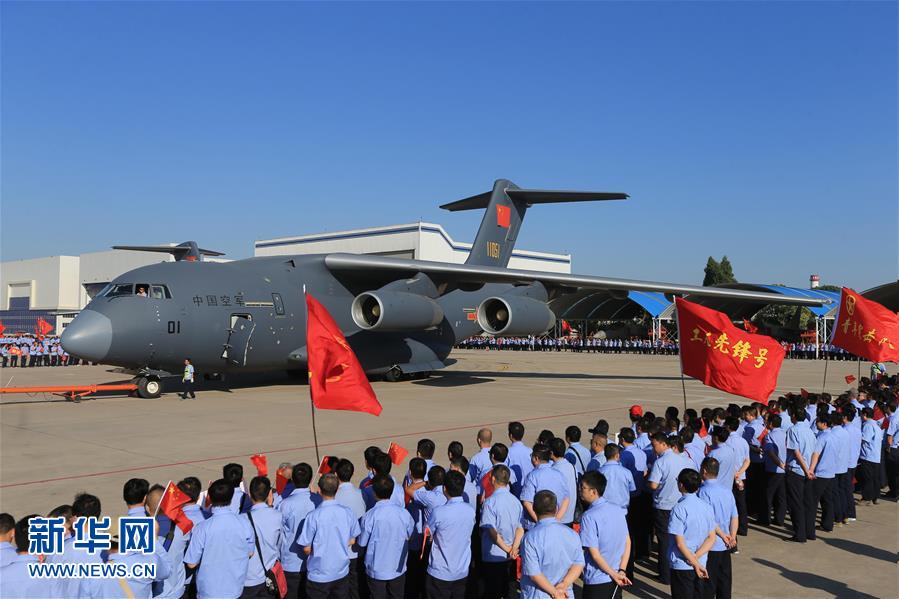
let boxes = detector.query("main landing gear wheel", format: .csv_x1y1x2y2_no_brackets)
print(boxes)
384,367,403,382
136,376,162,399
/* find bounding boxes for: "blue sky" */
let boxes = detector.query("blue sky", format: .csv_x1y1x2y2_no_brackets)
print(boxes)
2,1,896,290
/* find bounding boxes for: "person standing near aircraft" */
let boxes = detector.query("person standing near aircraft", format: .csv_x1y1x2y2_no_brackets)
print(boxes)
181,358,196,400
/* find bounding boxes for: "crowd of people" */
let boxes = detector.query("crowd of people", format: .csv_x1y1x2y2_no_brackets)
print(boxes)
1,374,897,599
0,335,86,367
456,336,860,361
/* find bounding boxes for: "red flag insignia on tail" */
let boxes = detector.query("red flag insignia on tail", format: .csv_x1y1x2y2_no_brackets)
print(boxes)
496,204,511,228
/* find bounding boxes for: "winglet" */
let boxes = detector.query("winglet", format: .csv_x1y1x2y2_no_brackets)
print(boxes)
112,241,224,262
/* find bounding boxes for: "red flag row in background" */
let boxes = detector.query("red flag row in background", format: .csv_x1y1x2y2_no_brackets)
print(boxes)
676,298,786,404
830,287,899,363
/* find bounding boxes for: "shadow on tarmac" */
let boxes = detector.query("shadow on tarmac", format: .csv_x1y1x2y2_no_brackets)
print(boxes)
752,557,880,598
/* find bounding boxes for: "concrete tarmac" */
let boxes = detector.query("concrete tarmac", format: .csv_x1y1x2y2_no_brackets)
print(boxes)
1,351,896,597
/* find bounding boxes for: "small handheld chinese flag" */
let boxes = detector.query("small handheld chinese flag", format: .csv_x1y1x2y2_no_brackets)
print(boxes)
35,317,53,336
698,419,709,439
387,442,408,466
676,298,785,404
743,319,759,334
845,374,857,385
159,481,194,534
305,293,382,416
318,456,334,474
250,454,268,477
830,288,899,363
275,471,289,495
480,470,496,499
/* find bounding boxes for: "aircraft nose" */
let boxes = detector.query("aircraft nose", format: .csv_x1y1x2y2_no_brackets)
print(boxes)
61,310,113,362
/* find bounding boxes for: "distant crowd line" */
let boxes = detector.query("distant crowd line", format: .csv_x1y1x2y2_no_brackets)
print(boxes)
0,335,88,367
456,336,859,360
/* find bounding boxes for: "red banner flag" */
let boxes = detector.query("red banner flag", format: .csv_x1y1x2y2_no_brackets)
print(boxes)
387,442,408,465
0,321,5,336
250,454,268,477
159,481,194,534
676,298,785,404
35,317,53,336
845,374,857,385
318,456,334,474
305,293,382,416
830,288,899,363
743,319,758,334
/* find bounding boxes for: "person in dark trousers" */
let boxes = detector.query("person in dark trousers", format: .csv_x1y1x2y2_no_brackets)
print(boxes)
181,358,196,400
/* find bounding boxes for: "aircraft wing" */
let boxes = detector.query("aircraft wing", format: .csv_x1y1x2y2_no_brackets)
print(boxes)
323,253,827,307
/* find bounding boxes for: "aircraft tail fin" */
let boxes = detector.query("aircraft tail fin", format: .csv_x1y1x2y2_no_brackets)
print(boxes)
440,179,627,267
112,241,225,262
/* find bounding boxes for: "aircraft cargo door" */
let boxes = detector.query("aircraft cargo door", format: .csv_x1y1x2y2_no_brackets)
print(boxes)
223,314,255,367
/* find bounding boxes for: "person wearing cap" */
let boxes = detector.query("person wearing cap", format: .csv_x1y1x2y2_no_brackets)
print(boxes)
629,405,644,433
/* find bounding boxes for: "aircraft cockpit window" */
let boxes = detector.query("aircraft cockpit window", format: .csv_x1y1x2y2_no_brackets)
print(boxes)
136,285,150,297
106,284,134,297
149,285,171,299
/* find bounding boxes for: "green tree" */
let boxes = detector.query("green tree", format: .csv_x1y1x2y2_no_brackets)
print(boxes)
703,256,738,286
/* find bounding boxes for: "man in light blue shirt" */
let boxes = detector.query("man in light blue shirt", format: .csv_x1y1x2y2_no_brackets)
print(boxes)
449,456,479,506
742,406,767,525
579,471,632,596
223,463,249,514
507,422,534,496
858,407,884,504
298,473,361,598
842,407,862,521
145,485,190,599
334,458,366,599
412,466,447,525
363,454,405,510
45,492,105,598
761,413,788,526
0,513,15,567
619,427,651,563
667,469,716,599
808,417,838,536
468,428,494,483
784,408,816,543
885,402,899,499
184,480,255,599
549,438,578,525
425,470,475,598
123,478,149,518
828,412,851,525
520,490,584,599
277,463,319,598
598,444,636,513
648,433,688,585
698,457,738,599
359,474,415,599
724,418,750,537
478,465,523,599
241,477,283,599
564,426,591,476
0,515,54,599
585,432,608,473
521,444,570,529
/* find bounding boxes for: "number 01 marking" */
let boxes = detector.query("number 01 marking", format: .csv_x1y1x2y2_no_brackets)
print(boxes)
167,321,181,334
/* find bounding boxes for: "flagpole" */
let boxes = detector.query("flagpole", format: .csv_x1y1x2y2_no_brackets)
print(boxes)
153,481,170,518
304,285,322,467
821,349,829,394
675,298,688,413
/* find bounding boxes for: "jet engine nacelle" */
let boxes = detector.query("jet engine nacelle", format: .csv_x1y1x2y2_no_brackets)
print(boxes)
477,286,556,336
351,274,445,331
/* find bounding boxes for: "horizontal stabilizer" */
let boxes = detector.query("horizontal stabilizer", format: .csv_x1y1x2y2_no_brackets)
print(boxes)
112,241,224,262
440,188,628,211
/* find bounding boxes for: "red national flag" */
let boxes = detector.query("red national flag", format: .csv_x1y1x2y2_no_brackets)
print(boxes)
35,317,53,336
831,288,899,363
480,470,496,500
305,293,382,416
676,298,785,404
275,472,289,495
845,374,857,385
388,442,408,465
0,321,5,336
698,419,709,438
318,456,334,474
743,319,759,334
159,481,194,534
496,204,511,228
561,320,571,333
250,454,268,477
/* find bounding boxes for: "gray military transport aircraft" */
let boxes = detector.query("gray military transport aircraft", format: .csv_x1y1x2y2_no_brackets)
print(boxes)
61,179,824,398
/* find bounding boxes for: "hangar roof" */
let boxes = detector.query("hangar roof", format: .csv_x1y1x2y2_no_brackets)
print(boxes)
862,281,899,312
549,289,671,320
688,284,840,320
